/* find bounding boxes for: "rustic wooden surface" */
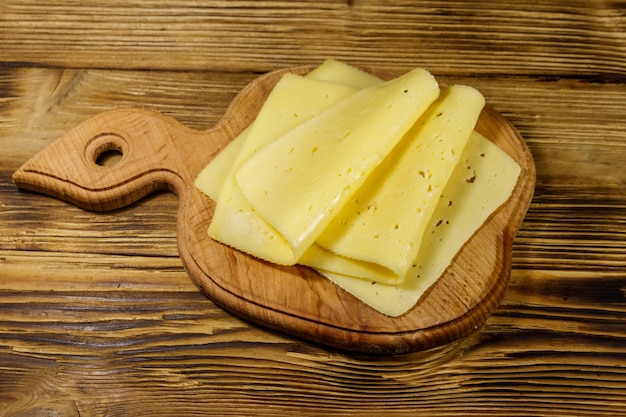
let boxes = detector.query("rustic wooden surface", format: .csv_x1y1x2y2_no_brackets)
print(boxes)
0,1,625,416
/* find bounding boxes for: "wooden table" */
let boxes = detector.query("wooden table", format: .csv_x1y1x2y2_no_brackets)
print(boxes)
1,1,625,415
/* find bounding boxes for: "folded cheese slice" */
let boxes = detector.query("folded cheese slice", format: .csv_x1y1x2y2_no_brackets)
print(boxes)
236,68,440,260
322,131,521,316
207,74,358,264
301,85,485,284
196,59,380,202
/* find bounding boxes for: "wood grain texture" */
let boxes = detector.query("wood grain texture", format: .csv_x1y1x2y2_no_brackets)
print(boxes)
1,0,626,415
0,0,624,76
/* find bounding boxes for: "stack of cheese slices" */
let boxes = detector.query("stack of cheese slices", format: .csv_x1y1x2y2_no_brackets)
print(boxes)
195,59,521,317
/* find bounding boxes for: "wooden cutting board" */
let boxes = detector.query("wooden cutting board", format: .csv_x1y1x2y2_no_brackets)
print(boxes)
12,66,535,354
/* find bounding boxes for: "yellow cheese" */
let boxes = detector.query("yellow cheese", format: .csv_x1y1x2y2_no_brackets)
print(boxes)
321,131,521,316
302,85,485,284
194,126,249,201
306,58,383,89
208,73,358,264
236,68,440,260
195,59,384,200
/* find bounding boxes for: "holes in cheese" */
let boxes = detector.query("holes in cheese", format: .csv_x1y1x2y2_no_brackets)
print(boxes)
301,85,485,285
321,131,521,316
235,68,440,260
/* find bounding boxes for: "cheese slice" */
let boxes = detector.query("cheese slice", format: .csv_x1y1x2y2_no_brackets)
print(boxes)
208,74,358,264
302,85,485,284
194,126,249,201
236,68,440,260
321,131,521,316
306,58,383,89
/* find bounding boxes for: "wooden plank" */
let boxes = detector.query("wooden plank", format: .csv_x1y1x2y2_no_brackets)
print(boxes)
1,271,625,415
3,68,625,185
0,67,256,168
0,0,624,76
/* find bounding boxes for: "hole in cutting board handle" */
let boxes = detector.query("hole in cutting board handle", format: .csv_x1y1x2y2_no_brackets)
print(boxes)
85,133,128,168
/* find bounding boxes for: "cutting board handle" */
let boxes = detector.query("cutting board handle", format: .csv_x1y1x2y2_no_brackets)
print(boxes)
12,67,299,212
12,108,224,212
